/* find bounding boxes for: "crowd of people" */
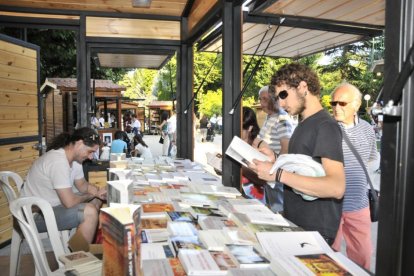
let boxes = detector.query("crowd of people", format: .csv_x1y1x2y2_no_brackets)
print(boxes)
21,62,379,270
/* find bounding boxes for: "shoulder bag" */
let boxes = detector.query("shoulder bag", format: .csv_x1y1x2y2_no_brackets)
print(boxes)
341,128,379,222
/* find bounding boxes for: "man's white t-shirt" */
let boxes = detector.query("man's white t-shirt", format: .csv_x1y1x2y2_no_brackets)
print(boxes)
21,149,84,207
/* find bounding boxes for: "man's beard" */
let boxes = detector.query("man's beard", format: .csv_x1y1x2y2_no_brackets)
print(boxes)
290,93,306,116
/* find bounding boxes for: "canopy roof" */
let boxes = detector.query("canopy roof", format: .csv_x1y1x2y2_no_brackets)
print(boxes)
0,0,385,61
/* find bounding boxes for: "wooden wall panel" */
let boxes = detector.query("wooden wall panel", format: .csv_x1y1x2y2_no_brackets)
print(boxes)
188,0,218,33
86,17,180,40
0,141,38,163
0,39,36,58
0,78,37,95
0,156,37,175
0,36,39,243
0,106,38,120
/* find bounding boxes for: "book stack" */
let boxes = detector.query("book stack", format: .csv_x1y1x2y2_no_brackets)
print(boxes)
59,251,102,276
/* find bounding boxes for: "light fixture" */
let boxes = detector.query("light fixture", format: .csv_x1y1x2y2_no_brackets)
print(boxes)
132,0,151,8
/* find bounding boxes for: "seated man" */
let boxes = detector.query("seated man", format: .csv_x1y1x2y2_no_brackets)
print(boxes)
21,127,107,243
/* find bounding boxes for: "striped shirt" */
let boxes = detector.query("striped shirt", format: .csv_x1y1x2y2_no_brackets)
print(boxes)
341,119,378,212
259,110,293,154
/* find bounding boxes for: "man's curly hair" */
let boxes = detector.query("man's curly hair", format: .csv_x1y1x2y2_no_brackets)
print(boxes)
271,63,321,96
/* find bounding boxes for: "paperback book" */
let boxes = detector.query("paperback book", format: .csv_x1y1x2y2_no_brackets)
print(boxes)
225,136,271,167
178,249,226,275
100,204,141,276
225,244,270,268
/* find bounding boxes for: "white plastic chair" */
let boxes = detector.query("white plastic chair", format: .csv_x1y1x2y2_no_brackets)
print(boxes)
9,196,67,276
0,171,71,276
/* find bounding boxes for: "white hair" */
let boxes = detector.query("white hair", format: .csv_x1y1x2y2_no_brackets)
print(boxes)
331,82,362,110
258,86,269,96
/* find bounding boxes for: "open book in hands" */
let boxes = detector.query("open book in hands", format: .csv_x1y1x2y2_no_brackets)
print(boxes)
225,136,271,167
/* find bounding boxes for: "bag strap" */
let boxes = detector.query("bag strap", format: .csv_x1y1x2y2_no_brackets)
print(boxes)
341,128,379,201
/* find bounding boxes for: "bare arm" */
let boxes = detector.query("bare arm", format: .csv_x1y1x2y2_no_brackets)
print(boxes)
56,178,106,208
279,138,290,155
251,157,345,199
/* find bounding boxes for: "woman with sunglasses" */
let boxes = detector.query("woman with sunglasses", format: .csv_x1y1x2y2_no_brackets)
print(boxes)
251,63,345,246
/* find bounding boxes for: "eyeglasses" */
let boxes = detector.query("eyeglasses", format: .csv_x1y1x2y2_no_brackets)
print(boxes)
330,101,349,107
276,90,289,100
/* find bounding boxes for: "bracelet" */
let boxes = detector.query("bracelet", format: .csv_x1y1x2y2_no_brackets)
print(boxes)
257,140,264,148
275,168,284,182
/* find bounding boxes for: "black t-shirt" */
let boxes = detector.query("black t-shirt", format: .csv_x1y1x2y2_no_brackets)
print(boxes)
284,110,344,241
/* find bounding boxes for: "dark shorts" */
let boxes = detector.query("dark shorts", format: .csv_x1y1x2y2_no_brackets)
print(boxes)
34,203,86,232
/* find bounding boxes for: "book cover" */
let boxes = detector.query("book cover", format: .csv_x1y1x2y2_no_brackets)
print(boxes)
167,211,195,223
225,136,271,167
100,204,141,276
141,217,169,229
167,221,198,237
198,230,229,251
168,258,186,276
295,254,352,276
169,235,205,256
178,249,226,275
248,223,303,233
142,203,175,213
58,251,99,269
197,216,237,230
141,259,174,276
141,229,170,243
210,251,238,271
225,244,270,268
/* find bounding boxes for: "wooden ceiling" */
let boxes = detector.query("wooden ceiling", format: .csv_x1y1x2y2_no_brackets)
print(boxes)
0,0,385,60
0,0,189,17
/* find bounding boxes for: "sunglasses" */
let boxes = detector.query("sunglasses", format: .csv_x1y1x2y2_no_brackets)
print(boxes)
330,101,349,107
276,90,289,100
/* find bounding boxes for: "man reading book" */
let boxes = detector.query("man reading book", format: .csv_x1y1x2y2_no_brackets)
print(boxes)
250,63,345,245
21,127,107,243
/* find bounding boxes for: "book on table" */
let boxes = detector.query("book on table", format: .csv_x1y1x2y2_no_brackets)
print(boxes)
107,179,133,205
178,249,226,275
225,244,270,268
225,136,271,167
100,204,141,276
58,250,101,271
168,235,205,256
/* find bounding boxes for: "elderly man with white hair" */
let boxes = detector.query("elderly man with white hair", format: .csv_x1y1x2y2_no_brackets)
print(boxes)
257,85,293,212
330,83,379,269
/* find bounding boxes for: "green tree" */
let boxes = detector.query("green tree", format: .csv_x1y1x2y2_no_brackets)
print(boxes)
198,89,222,117
119,69,157,100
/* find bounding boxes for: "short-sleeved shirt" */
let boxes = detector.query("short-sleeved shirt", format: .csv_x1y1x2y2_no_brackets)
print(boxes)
341,119,378,212
21,148,84,207
259,110,293,154
111,139,127,153
284,110,344,241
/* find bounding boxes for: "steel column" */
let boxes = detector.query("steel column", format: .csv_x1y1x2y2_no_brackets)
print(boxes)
376,0,414,274
221,0,242,188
